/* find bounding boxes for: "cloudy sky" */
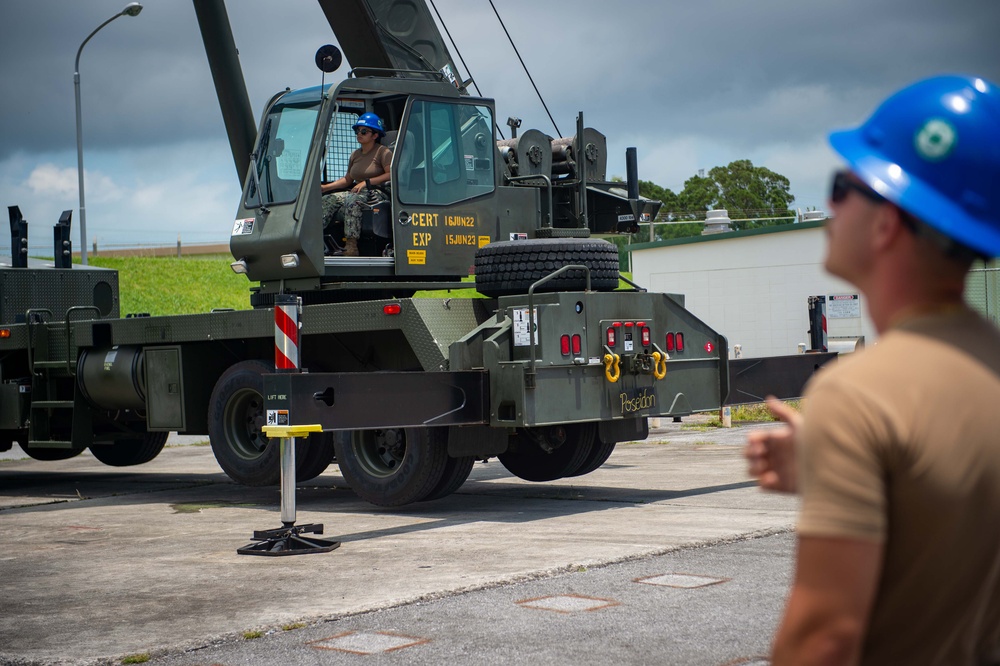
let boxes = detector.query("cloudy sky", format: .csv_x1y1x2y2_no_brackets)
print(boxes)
1,0,997,256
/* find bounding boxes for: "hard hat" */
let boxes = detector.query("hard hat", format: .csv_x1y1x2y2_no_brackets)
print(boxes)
829,75,1000,258
353,112,385,136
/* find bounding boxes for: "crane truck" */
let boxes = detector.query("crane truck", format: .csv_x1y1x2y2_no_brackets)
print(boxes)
0,0,728,506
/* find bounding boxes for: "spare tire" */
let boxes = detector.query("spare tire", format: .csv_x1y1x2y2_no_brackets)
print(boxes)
474,238,620,297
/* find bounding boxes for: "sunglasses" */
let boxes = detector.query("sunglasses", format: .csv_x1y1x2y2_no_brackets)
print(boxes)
354,127,374,136
830,170,886,205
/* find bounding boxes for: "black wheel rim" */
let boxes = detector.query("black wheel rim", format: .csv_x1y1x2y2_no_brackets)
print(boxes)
352,429,405,479
223,387,269,461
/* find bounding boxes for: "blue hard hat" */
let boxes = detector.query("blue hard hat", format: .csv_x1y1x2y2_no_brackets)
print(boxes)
829,75,1000,257
353,112,385,136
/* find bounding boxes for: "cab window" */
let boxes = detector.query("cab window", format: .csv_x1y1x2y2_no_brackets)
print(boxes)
396,100,494,205
244,91,321,208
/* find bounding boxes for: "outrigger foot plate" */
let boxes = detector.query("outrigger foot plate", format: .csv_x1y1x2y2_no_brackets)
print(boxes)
237,523,340,556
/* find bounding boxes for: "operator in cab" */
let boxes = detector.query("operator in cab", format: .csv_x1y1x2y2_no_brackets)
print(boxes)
321,112,391,257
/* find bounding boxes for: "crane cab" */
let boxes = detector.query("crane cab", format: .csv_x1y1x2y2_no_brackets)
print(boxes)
230,76,515,302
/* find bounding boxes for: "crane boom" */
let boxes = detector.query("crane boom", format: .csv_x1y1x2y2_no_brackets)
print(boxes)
316,0,465,90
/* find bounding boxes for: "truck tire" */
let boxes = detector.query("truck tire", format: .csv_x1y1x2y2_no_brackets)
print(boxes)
334,427,448,507
566,440,616,477
89,431,168,467
474,238,620,298
208,360,284,486
498,423,595,482
297,432,336,482
23,446,85,461
421,455,475,502
0,430,27,453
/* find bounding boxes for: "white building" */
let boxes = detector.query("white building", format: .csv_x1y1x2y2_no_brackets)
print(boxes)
630,218,1000,359
629,220,874,359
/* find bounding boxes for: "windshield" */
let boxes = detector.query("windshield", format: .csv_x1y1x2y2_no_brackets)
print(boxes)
245,91,322,208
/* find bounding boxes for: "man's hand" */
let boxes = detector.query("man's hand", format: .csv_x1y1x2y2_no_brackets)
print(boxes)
744,396,801,493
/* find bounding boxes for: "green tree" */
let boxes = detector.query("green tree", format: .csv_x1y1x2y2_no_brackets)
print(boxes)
708,159,795,219
614,160,796,244
676,174,718,218
638,179,678,216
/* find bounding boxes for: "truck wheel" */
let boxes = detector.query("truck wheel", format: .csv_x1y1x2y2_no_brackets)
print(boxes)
421,455,475,502
89,431,168,466
208,360,283,486
297,432,336,482
24,447,85,461
334,427,448,506
0,429,27,453
474,238,620,297
498,423,595,482
567,440,616,477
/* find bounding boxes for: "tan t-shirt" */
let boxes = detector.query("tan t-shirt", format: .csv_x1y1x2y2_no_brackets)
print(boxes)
346,144,391,184
798,306,1000,665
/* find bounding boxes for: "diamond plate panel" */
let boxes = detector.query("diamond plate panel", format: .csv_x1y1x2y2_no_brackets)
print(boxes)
0,267,119,325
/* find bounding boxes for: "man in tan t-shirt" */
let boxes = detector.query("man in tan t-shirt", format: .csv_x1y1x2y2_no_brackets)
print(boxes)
746,75,1000,665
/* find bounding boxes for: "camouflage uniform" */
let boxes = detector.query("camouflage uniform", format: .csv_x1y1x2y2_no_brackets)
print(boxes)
322,187,390,240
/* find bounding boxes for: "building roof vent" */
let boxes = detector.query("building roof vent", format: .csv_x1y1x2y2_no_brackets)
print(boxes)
702,209,732,235
799,210,828,223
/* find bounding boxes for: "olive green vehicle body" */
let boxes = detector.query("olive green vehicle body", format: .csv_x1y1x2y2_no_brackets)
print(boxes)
0,0,728,504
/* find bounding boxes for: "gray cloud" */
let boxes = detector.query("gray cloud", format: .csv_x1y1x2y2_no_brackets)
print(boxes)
1,0,998,241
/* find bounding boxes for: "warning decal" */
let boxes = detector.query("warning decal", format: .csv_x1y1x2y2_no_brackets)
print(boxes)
827,294,861,319
232,218,254,236
266,410,289,426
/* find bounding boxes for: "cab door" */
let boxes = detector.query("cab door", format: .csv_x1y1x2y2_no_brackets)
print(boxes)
392,97,498,277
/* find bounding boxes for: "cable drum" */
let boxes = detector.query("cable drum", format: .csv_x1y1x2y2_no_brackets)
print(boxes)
474,238,620,297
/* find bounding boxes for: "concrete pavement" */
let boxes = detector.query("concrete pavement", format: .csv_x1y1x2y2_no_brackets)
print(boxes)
0,418,797,665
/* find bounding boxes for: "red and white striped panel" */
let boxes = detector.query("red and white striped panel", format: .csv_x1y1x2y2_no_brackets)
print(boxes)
274,301,299,370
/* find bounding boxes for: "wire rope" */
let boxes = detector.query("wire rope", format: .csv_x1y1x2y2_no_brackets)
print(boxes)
487,0,562,137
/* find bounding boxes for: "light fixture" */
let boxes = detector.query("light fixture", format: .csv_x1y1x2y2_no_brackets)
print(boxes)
230,258,248,274
74,3,143,265
280,253,301,268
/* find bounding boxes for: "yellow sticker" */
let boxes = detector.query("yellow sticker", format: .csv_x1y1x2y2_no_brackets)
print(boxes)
478,235,491,248
407,249,426,265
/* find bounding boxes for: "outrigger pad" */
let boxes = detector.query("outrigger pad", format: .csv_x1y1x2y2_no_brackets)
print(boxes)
237,523,340,556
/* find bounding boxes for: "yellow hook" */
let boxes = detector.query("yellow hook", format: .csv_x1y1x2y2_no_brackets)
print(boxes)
652,351,667,380
603,352,621,383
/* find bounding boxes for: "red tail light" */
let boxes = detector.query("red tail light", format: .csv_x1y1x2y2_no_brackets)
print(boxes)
676,332,685,351
641,327,651,347
665,332,675,351
560,334,571,355
606,327,616,347
571,334,582,355
383,303,402,315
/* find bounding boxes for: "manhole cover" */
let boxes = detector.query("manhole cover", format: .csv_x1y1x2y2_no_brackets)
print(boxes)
516,594,620,614
308,631,428,654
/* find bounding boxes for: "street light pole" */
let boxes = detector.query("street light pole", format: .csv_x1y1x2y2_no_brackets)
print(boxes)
74,2,143,265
